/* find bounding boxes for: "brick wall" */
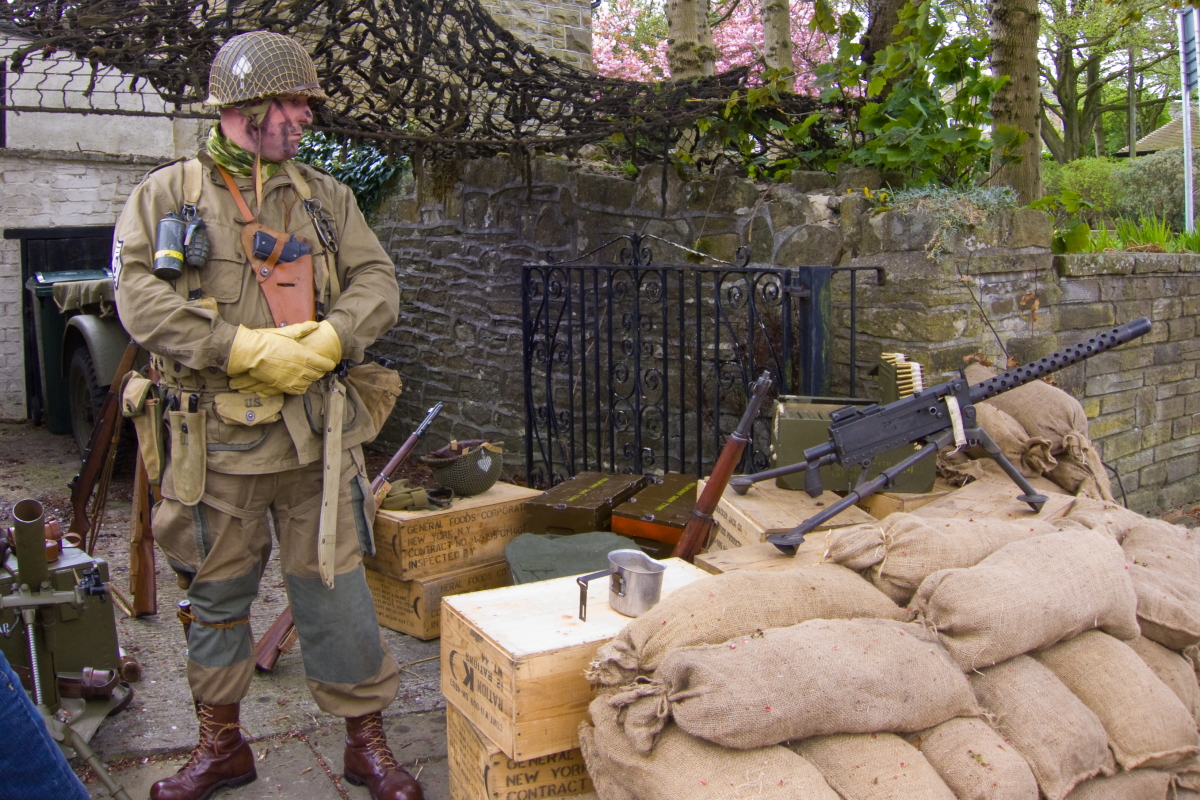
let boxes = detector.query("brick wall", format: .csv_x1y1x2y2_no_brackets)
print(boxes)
0,149,162,420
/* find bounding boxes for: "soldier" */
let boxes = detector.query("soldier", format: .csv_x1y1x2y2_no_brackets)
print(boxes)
113,31,422,800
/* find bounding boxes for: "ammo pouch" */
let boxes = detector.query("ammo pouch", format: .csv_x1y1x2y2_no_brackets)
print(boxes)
121,371,164,484
345,361,402,441
169,406,206,506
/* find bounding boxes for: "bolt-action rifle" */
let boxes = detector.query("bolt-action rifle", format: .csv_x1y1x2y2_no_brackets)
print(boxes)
253,402,444,673
672,371,774,562
729,318,1152,555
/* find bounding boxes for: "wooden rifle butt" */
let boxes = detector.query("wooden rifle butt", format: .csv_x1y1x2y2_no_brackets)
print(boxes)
254,606,297,673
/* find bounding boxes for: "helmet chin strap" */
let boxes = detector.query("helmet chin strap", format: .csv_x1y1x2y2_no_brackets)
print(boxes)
236,98,278,212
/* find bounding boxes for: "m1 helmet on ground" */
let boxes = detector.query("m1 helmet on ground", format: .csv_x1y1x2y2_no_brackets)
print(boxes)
205,31,328,107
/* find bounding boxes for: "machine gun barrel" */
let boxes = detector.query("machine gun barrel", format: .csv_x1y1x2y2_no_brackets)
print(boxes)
766,318,1152,554
968,317,1151,404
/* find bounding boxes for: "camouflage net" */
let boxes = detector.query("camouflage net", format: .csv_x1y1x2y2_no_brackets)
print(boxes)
0,0,827,162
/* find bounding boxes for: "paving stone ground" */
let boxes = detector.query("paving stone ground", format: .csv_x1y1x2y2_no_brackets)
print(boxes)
0,420,449,800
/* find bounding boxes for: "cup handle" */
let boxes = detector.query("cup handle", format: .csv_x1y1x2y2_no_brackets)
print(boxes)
577,568,615,621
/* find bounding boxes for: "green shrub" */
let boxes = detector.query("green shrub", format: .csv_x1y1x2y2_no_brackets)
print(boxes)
1041,158,1063,196
1112,148,1200,232
296,132,408,218
1058,157,1123,223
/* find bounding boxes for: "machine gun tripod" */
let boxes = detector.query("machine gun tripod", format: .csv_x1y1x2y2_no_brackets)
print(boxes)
725,318,1153,555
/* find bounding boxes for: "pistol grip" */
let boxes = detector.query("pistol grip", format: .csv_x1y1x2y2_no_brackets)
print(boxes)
804,460,824,498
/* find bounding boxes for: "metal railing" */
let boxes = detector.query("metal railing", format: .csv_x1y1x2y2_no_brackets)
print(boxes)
522,233,880,487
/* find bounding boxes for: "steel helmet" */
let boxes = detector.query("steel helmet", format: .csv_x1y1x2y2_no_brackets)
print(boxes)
205,31,328,107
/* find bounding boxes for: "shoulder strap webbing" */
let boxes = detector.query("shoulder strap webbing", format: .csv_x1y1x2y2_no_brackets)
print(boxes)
283,161,341,308
182,159,204,208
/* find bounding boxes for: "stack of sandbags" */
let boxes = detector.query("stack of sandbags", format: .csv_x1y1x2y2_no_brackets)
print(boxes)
823,513,1074,605
582,505,1200,800
937,362,1115,501
586,563,910,687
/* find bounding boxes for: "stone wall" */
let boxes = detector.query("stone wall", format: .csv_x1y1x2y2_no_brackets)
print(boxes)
368,157,1034,472
478,0,593,70
0,149,163,420
831,207,1196,515
374,155,1195,514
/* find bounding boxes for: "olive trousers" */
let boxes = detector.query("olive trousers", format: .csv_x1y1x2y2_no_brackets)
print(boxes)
153,445,399,717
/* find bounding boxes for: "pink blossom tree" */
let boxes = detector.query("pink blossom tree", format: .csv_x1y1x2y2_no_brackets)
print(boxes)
593,0,832,89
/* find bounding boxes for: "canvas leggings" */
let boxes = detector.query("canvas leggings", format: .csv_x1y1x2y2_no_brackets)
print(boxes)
153,445,400,718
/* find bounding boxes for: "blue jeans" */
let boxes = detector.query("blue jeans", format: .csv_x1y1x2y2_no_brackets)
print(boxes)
0,649,90,800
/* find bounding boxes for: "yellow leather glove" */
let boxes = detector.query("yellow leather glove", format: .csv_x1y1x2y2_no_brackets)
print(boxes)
298,319,343,364
227,324,336,396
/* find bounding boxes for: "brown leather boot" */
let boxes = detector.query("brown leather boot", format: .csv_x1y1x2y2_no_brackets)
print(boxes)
150,703,256,800
343,712,425,800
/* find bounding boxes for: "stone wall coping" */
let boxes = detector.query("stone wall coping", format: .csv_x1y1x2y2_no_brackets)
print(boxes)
0,147,167,167
1055,252,1200,277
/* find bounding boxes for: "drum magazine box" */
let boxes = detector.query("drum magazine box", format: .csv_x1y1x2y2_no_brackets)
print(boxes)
772,395,937,495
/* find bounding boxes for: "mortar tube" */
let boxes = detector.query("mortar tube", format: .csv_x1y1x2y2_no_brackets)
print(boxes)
12,499,59,709
12,499,49,594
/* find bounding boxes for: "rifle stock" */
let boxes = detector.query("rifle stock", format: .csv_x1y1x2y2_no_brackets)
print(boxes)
253,606,296,673
68,341,140,542
371,401,444,503
672,371,774,562
129,453,158,616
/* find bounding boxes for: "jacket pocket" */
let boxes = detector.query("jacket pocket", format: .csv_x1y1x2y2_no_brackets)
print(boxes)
197,221,245,304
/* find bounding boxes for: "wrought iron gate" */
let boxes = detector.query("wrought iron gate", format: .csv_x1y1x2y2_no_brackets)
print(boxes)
522,233,878,487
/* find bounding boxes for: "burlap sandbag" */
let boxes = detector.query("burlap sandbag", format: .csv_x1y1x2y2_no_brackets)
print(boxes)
587,564,909,687
903,717,1038,800
580,697,840,800
1122,520,1200,649
1061,770,1172,800
790,733,956,800
963,402,1056,478
1047,432,1116,502
1126,636,1200,725
912,529,1140,670
966,363,1090,451
609,618,979,753
1061,496,1148,542
969,655,1116,800
1178,790,1200,799
936,454,1069,496
825,513,1066,606
1033,631,1200,770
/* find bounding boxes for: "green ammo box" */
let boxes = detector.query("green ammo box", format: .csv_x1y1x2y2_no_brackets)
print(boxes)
523,472,649,535
772,396,937,495
0,546,121,674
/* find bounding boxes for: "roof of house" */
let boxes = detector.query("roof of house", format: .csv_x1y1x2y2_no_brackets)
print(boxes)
1114,108,1200,155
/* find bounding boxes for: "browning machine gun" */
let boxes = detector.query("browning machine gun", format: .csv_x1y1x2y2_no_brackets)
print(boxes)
726,318,1152,555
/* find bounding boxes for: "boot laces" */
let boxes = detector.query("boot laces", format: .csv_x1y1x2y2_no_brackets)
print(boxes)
181,704,244,770
360,714,401,772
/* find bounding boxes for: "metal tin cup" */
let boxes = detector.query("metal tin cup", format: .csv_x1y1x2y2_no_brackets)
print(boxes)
576,549,666,621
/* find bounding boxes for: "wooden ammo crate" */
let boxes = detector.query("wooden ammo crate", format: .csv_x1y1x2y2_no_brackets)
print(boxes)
855,479,956,520
701,479,875,552
441,557,709,761
447,704,593,800
366,483,542,581
913,477,1076,523
366,560,511,640
695,537,829,574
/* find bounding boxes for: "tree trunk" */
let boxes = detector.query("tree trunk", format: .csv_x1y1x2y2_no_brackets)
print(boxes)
1088,60,1105,156
762,0,794,85
666,0,714,79
989,0,1042,202
862,0,904,66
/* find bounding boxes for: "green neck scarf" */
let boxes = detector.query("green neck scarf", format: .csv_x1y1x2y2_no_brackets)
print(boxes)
206,123,281,182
